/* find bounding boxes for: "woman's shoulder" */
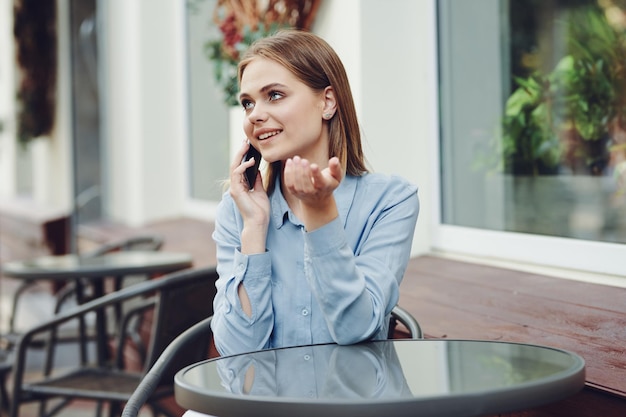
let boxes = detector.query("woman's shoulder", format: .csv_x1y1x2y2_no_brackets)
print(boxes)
340,173,418,211
352,172,418,195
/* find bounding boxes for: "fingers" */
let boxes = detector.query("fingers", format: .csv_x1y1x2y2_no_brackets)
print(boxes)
230,141,258,191
252,168,263,190
284,156,313,192
327,157,344,182
284,156,342,195
231,140,250,171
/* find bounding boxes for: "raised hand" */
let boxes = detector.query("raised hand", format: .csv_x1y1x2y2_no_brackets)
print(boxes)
283,155,343,231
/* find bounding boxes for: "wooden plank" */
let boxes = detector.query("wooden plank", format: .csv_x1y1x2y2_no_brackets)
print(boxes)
406,256,625,312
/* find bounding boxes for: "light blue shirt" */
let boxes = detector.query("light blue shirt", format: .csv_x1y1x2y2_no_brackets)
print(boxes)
211,173,419,356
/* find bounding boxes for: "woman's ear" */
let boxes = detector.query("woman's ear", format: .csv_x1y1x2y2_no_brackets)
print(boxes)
322,86,337,120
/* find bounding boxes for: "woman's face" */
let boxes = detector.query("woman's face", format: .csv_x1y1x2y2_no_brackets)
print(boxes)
239,58,333,166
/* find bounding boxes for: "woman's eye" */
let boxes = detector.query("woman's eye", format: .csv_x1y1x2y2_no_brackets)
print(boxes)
241,99,254,110
269,91,283,101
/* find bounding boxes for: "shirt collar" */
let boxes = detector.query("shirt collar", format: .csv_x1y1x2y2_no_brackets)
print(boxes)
270,174,358,229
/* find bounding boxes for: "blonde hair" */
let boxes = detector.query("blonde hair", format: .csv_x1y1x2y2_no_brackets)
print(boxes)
238,29,367,194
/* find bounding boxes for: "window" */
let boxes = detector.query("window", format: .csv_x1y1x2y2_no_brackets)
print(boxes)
185,0,230,204
437,0,626,275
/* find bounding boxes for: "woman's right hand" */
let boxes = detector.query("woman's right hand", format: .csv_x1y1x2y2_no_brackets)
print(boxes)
230,141,270,254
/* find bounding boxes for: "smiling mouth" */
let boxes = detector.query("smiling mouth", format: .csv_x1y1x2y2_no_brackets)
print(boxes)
258,130,281,140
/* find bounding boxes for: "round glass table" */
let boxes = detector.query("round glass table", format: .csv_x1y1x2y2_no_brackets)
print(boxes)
1,251,193,280
175,339,585,417
2,251,193,362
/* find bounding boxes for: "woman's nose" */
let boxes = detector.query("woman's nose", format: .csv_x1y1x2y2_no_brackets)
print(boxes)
247,104,268,123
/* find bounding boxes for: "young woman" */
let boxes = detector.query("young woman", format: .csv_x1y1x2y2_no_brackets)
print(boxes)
211,29,419,356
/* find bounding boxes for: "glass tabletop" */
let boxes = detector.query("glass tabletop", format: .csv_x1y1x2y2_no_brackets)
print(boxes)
175,339,585,417
1,251,193,280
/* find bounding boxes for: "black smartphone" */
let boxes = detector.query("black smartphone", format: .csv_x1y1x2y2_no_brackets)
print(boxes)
243,143,262,190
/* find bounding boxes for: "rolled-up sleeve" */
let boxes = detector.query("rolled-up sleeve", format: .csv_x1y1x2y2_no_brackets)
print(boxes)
211,195,274,355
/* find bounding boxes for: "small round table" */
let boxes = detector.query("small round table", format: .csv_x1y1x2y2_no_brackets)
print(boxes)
2,251,193,362
1,251,193,280
175,339,585,417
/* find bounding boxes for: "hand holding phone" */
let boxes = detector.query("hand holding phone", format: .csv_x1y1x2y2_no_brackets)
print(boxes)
243,143,262,190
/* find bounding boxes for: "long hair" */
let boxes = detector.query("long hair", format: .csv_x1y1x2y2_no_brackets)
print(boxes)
238,29,368,195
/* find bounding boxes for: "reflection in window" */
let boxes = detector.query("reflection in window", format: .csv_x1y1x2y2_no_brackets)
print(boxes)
439,0,626,243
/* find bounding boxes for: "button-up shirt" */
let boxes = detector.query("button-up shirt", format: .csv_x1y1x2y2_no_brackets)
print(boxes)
211,172,419,356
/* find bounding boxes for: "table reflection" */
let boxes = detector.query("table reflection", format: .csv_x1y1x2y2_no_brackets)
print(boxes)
214,341,412,400
180,339,584,402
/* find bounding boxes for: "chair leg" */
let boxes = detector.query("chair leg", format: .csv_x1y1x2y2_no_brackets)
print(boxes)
39,399,72,417
0,372,9,411
96,400,104,417
108,401,122,417
8,280,37,333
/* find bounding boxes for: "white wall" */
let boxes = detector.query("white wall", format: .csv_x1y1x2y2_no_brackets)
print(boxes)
315,0,436,256
314,0,362,113
103,0,186,226
360,0,437,255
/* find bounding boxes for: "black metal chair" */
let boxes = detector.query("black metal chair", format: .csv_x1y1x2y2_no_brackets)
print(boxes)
51,235,165,360
9,266,217,417
121,304,422,417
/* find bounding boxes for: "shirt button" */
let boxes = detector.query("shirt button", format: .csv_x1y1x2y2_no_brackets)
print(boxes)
301,308,309,316
236,264,245,273
304,354,311,361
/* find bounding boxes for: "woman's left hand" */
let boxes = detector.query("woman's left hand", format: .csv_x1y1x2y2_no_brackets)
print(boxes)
283,156,343,230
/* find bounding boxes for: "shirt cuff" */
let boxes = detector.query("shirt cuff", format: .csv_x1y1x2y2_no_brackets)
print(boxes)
233,248,271,288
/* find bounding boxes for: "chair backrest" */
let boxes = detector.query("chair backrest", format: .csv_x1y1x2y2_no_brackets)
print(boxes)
86,235,164,257
389,305,423,339
143,266,218,385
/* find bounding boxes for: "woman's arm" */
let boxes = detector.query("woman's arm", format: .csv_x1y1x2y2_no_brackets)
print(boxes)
211,195,275,355
304,177,419,344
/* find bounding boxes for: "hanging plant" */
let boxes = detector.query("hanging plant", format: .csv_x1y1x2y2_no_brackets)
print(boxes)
13,0,57,146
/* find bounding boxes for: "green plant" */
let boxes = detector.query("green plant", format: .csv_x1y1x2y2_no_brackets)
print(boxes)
493,4,626,176
204,0,322,107
500,74,561,175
